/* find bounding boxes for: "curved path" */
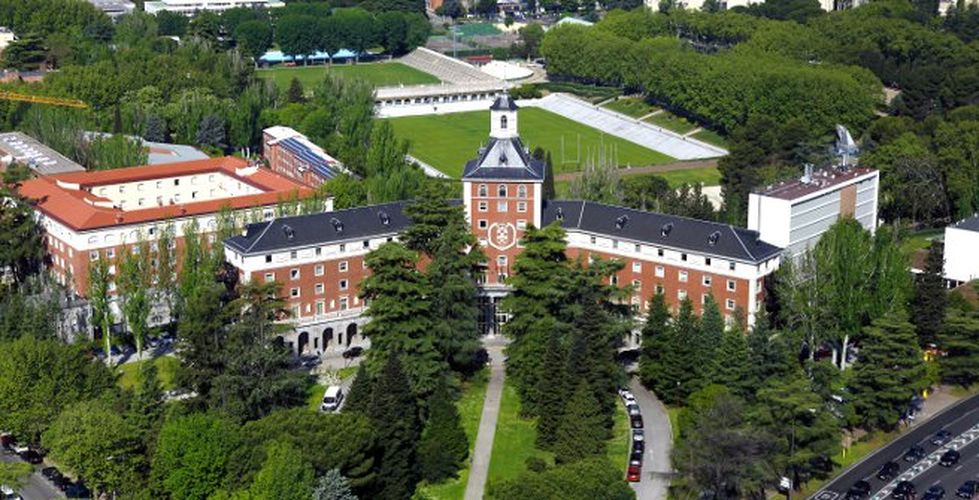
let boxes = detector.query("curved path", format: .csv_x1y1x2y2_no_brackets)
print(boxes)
630,378,674,500
464,338,507,500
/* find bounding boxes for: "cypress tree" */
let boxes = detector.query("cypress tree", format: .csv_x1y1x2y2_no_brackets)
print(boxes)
659,298,699,404
639,292,672,391
427,220,484,374
698,295,725,388
536,327,568,449
343,364,374,416
369,355,422,500
911,241,947,347
552,381,607,464
287,77,305,103
417,382,469,483
713,309,751,396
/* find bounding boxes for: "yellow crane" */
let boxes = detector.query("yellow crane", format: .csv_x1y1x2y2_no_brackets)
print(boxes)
0,90,87,109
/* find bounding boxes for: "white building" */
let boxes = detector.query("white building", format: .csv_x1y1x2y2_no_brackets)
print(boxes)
144,0,284,15
944,215,979,286
0,27,15,53
748,166,879,258
86,0,136,18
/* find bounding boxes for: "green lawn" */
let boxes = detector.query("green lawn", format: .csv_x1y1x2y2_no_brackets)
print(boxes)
116,356,181,391
486,383,554,488
900,228,944,255
602,97,659,119
606,401,631,468
657,167,722,187
691,129,729,149
388,108,675,178
417,369,490,500
455,23,501,37
258,62,439,92
644,111,699,135
307,384,327,411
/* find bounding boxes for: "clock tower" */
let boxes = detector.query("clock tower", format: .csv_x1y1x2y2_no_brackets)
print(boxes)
462,94,546,288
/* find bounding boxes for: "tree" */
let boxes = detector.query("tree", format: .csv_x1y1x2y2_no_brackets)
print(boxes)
713,310,751,396
313,469,357,500
912,240,947,346
376,12,409,56
850,313,928,430
176,281,228,401
532,147,555,199
0,167,44,286
418,382,468,482
144,114,167,142
127,362,165,448
276,15,318,64
639,292,671,391
117,242,152,355
517,23,546,59
43,399,141,498
1,33,46,70
0,337,114,445
317,17,342,66
245,440,315,500
156,10,188,37
939,312,979,387
552,381,607,464
536,329,569,448
568,148,621,204
360,242,445,399
235,20,272,61
698,295,725,387
342,364,374,416
287,77,306,104
622,174,670,212
487,458,634,499
0,462,33,492
658,298,701,405
196,113,226,149
368,355,422,500
436,0,466,18
151,413,242,500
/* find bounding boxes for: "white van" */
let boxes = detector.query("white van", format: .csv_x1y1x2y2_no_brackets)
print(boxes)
320,386,344,412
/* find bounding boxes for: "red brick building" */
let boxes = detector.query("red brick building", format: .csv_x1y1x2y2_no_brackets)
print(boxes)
224,96,783,355
262,126,345,188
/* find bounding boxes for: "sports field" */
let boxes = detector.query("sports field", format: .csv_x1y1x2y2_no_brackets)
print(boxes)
258,62,440,91
387,108,675,178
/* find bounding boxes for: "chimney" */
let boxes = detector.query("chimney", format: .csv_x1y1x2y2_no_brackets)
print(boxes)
801,163,814,184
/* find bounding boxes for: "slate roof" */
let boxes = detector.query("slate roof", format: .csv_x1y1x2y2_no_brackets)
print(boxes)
954,214,979,233
226,201,411,254
541,200,782,264
489,94,519,111
461,137,546,181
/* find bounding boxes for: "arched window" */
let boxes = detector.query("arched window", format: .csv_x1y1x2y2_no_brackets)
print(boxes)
478,184,488,197
517,185,527,198
500,115,508,129
498,185,507,197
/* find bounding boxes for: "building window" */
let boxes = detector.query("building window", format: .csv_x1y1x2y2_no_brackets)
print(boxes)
612,240,619,249
290,287,300,298
265,255,272,263
632,279,641,290
339,243,346,252
703,275,712,286
705,257,712,266
316,301,325,315
681,253,688,261
678,289,687,300
479,219,488,229
727,280,736,292
498,185,508,197
678,270,688,283
590,236,597,245
138,198,145,206
315,247,322,256
478,201,488,212
314,265,324,276
517,185,527,198
174,179,180,186
191,191,198,199
339,261,348,272
655,284,664,294
264,273,274,283
292,306,300,318
339,297,349,310
702,294,710,305
729,261,736,271
290,268,300,280
517,201,527,212
497,255,507,267
657,248,664,257
611,275,619,286
632,262,642,273
290,251,297,260
497,201,508,212
655,266,665,278
339,279,348,290
90,251,99,261
363,240,370,249
107,249,115,259
517,220,527,229
635,244,641,253
315,283,324,295
478,184,488,197
500,115,508,129
726,299,736,311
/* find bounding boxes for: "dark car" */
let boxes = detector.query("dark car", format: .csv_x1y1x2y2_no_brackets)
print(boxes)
923,485,947,500
903,445,927,462
41,467,61,481
19,449,42,464
630,450,643,463
892,481,916,500
877,461,900,480
940,449,961,467
343,346,364,359
957,481,979,499
932,430,953,446
846,480,872,500
632,441,645,454
630,415,644,429
65,482,92,499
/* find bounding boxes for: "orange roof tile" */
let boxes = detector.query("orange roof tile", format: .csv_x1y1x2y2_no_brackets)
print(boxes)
19,157,313,232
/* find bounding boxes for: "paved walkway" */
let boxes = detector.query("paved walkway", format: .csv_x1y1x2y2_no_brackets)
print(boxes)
464,338,507,500
630,378,673,500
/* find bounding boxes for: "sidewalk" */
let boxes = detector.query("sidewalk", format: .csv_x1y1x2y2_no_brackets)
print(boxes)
463,338,507,500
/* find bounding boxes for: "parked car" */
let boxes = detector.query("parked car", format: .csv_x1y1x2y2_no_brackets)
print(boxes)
342,347,364,359
299,354,321,369
846,480,872,500
630,450,643,463
41,467,61,481
0,433,12,448
320,385,344,412
923,485,946,500
626,464,641,482
903,445,926,462
632,441,644,454
631,429,645,443
877,461,899,480
957,481,979,499
931,429,953,446
626,404,640,416
940,449,961,467
630,415,644,429
892,481,916,500
18,449,42,464
65,482,91,499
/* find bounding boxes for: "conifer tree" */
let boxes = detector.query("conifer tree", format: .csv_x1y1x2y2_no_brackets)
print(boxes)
127,362,164,448
639,292,671,391
850,313,928,430
369,355,422,500
536,328,568,449
343,364,374,416
698,295,725,388
313,469,357,500
287,77,306,103
939,312,979,387
713,309,751,396
552,381,607,464
659,298,699,404
417,382,469,483
912,240,947,346
402,184,466,256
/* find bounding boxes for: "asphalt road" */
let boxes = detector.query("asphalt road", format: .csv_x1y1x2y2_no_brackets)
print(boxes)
629,378,674,500
813,393,979,500
0,449,64,499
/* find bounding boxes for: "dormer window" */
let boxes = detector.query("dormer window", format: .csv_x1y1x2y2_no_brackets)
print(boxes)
498,185,507,197
500,115,508,129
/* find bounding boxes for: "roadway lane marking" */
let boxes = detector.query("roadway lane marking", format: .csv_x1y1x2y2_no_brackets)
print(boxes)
871,422,979,500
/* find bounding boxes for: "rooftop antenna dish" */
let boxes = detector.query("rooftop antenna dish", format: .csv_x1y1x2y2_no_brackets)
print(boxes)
835,124,859,170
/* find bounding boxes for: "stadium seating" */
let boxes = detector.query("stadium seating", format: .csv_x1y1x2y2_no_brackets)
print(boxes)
400,48,499,84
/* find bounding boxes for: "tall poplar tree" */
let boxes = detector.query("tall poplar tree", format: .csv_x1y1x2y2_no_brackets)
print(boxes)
87,256,114,365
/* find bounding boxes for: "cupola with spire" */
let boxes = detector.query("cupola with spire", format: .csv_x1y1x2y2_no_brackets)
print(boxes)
489,93,519,139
